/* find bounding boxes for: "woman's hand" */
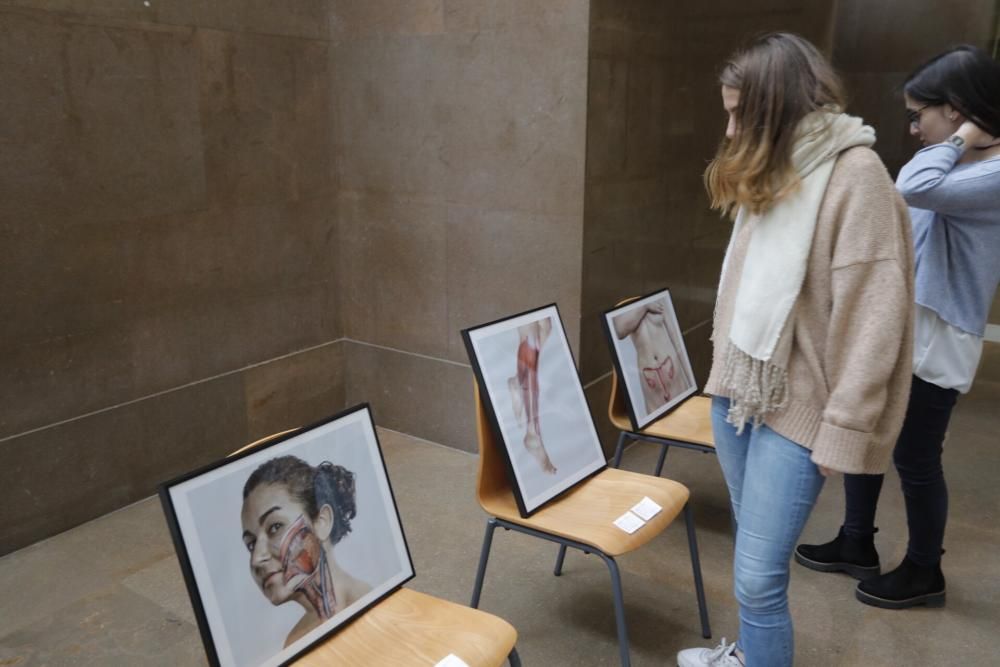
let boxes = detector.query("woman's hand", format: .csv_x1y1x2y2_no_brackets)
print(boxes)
955,120,998,149
818,465,835,477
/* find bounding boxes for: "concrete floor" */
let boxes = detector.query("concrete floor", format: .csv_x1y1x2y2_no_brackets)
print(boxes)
2,348,998,666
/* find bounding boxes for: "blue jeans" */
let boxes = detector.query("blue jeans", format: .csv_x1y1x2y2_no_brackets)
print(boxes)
712,397,825,667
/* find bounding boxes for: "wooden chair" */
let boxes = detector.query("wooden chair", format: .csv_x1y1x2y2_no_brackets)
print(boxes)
296,588,519,666
605,298,738,538
608,374,715,477
605,293,715,477
469,387,710,667
232,430,521,667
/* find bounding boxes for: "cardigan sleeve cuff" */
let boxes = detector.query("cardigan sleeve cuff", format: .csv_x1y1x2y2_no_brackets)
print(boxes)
810,421,873,474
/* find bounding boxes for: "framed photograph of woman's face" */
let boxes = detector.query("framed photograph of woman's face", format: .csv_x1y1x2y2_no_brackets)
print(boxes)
462,304,606,517
159,404,414,667
602,289,698,431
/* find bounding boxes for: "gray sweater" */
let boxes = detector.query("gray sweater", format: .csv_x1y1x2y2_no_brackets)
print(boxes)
897,144,1000,336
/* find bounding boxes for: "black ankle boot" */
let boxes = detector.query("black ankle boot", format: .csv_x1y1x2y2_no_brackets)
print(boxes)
855,555,945,609
794,527,881,580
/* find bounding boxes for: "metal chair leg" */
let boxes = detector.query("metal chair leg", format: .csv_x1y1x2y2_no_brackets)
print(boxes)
683,503,712,639
598,553,631,667
470,518,498,608
507,646,522,667
653,444,670,477
553,544,567,576
611,431,628,468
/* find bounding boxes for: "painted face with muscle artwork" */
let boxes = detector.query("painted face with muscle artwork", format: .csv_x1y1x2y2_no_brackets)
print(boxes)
240,456,370,648
241,484,335,614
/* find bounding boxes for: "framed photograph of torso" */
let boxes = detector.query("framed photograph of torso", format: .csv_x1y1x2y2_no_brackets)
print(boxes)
462,304,607,517
602,289,698,431
159,404,414,667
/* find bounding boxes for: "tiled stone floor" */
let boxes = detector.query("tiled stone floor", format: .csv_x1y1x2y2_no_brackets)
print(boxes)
2,346,998,666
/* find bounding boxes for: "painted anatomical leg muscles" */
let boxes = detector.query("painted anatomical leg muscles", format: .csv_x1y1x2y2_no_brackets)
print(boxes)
507,324,557,475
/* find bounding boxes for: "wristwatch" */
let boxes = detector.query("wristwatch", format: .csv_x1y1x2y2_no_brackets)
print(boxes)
946,134,966,149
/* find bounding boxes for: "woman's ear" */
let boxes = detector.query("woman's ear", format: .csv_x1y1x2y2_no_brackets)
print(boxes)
314,504,335,541
943,103,965,123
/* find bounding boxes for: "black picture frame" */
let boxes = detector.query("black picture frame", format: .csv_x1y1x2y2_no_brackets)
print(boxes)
600,288,698,431
159,403,415,667
462,303,607,517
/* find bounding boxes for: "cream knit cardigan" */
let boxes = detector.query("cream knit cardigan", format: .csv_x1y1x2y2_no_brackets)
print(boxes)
704,146,914,475
716,113,876,433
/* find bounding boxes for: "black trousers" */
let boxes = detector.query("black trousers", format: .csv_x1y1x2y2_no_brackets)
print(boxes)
842,375,959,567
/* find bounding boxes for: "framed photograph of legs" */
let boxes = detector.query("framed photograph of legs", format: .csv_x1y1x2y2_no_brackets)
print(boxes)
462,304,606,517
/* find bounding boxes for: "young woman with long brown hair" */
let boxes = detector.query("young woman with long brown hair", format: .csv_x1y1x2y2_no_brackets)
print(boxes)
678,33,914,666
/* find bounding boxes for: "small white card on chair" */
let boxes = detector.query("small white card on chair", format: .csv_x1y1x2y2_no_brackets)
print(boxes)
631,496,663,521
613,511,646,534
436,654,471,667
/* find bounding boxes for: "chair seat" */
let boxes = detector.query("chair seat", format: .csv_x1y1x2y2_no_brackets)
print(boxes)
480,467,690,557
611,395,714,448
296,588,517,666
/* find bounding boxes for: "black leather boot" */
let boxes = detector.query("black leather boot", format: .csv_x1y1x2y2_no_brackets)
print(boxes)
794,527,881,580
855,555,945,609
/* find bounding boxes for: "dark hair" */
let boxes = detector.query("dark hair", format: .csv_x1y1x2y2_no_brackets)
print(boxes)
904,45,1000,137
243,456,357,544
705,32,846,217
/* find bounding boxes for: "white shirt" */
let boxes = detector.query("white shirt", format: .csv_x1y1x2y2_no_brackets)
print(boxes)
913,304,983,393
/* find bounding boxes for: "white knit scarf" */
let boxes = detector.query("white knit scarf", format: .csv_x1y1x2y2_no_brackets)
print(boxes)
716,112,876,432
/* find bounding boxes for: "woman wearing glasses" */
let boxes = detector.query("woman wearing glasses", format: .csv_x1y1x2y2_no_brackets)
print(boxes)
796,45,1000,610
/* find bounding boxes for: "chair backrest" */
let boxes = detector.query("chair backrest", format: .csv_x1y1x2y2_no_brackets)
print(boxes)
607,367,633,429
229,427,300,457
606,296,641,430
473,383,518,516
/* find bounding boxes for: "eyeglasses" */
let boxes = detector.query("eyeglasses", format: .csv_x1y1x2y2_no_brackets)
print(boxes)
906,105,930,127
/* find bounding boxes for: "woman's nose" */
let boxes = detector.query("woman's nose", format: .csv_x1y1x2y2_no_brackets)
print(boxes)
251,537,271,565
909,122,921,138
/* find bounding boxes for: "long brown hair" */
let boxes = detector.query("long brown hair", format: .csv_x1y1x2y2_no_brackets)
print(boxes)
704,33,846,218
